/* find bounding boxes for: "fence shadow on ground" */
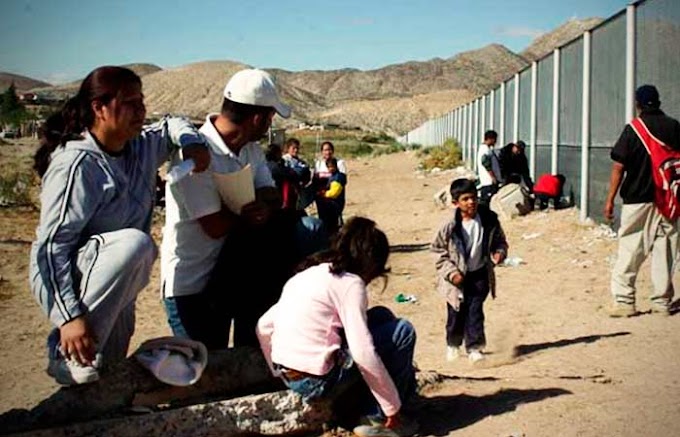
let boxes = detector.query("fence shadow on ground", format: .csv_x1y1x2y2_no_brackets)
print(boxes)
513,331,631,358
415,387,572,435
390,243,430,253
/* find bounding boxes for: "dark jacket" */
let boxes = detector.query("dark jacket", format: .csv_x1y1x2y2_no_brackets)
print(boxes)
611,108,680,204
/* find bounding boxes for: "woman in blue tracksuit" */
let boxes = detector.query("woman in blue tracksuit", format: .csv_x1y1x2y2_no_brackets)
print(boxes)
30,66,209,386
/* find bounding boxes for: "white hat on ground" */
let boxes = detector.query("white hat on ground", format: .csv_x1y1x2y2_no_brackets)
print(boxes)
223,68,291,118
133,336,208,386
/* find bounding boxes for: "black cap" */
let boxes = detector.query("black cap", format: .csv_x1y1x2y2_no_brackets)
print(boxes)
635,85,660,108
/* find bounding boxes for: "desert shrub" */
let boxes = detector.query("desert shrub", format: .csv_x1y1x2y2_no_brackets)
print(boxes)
417,138,462,171
341,142,374,157
0,171,35,207
372,143,407,157
360,132,394,144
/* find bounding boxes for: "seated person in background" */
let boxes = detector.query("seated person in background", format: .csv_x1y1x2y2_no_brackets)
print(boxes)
266,143,301,210
316,158,347,236
499,141,533,191
533,174,566,210
282,137,314,209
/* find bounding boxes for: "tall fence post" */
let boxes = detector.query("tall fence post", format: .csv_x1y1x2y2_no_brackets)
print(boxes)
468,102,474,167
626,4,636,122
500,81,506,146
530,61,538,180
456,109,461,146
580,31,592,222
490,89,495,130
513,73,520,142
474,99,480,158
551,48,560,175
480,95,486,144
462,105,468,163
449,111,454,141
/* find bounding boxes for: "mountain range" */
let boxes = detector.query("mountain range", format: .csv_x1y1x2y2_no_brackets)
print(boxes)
1,18,602,135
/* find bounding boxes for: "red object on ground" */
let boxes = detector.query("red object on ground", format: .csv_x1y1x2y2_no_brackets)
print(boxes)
533,174,562,197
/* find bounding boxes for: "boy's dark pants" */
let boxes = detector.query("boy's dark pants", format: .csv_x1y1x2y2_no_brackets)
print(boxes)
446,266,489,351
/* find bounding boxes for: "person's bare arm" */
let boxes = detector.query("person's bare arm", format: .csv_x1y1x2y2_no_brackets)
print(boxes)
604,162,624,221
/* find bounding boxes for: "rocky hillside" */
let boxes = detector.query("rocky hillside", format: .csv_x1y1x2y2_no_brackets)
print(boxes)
521,17,603,61
138,44,527,134
29,63,163,98
0,72,51,92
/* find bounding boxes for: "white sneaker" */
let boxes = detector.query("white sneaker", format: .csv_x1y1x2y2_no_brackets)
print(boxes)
468,349,484,363
446,346,461,362
46,337,101,386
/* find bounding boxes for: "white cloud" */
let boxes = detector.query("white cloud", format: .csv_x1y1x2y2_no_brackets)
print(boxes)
494,26,545,38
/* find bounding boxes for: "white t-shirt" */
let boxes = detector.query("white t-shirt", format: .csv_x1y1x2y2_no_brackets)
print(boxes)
461,214,484,272
476,143,501,187
314,157,347,178
161,114,275,298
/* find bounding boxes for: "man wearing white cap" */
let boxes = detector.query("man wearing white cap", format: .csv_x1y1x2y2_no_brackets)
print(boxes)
161,69,322,349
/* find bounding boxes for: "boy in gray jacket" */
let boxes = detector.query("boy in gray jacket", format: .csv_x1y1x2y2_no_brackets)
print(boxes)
431,178,508,362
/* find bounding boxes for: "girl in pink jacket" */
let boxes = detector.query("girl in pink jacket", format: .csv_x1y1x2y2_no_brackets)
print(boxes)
257,217,418,437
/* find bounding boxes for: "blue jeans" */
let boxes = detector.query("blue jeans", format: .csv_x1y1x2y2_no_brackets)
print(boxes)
295,215,329,258
282,306,417,417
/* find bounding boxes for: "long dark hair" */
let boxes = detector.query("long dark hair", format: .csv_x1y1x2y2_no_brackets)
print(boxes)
33,66,142,177
297,216,390,284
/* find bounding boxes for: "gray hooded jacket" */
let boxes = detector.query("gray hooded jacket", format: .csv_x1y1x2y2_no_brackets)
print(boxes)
30,116,204,327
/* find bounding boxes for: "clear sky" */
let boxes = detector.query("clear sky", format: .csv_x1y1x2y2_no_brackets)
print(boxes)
1,0,630,84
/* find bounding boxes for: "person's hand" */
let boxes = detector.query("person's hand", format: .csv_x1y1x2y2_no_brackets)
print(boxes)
59,316,96,366
182,143,210,173
448,272,464,286
492,251,506,265
604,199,615,222
241,201,271,227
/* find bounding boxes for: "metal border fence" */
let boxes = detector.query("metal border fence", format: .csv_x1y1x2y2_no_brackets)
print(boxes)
397,0,680,223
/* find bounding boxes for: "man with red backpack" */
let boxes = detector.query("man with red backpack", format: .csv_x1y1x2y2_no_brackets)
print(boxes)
605,85,680,317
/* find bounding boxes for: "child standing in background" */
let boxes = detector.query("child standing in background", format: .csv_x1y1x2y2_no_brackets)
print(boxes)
316,157,347,235
431,178,508,362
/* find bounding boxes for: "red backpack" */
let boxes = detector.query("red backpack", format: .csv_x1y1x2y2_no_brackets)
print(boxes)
630,117,680,219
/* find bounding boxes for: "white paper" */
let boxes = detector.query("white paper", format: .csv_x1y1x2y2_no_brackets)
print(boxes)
212,164,255,214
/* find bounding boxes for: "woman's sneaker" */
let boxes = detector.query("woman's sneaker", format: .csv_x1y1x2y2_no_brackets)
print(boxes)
353,424,399,437
46,339,101,386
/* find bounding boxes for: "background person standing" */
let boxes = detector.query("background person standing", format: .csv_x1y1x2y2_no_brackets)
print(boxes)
476,130,501,207
604,85,680,317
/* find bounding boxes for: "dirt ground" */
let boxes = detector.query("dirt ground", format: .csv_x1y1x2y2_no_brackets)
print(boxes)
1,143,679,436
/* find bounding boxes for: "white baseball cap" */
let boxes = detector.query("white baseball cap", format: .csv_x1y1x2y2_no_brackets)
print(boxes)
223,68,291,118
